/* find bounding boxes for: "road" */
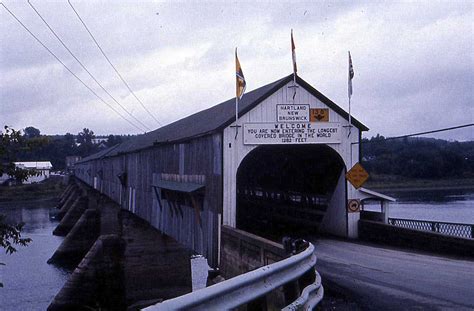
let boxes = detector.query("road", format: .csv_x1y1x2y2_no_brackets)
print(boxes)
309,238,474,310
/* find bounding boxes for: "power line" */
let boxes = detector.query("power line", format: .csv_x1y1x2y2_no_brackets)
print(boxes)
353,123,474,145
27,0,151,132
1,2,145,133
68,0,162,127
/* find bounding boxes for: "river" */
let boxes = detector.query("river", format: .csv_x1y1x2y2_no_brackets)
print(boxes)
0,199,70,311
364,188,474,224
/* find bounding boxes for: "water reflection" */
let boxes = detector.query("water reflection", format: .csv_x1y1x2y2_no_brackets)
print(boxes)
384,188,474,204
0,199,71,311
365,188,474,224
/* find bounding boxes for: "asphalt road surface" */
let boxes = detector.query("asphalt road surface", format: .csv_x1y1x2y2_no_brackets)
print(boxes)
310,238,474,310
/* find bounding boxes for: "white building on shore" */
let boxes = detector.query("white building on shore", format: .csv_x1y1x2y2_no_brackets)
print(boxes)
13,161,53,184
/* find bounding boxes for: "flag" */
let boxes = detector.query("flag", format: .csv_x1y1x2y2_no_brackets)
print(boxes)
235,48,246,100
291,29,297,76
348,51,354,97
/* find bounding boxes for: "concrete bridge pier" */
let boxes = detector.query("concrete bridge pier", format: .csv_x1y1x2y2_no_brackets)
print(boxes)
121,210,192,307
48,208,100,267
48,234,126,311
53,188,99,236
48,197,125,310
56,192,83,221
55,184,81,220
48,183,193,310
57,182,74,206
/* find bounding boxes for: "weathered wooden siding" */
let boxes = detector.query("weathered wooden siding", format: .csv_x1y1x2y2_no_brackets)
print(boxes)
75,133,222,267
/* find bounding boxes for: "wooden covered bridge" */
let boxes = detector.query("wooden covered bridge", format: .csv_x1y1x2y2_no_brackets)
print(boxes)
74,73,376,270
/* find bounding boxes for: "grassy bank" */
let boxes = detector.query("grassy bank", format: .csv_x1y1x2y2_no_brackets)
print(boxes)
0,176,65,202
365,174,474,191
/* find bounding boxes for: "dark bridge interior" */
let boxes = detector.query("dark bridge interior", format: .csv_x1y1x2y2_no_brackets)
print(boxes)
236,144,345,241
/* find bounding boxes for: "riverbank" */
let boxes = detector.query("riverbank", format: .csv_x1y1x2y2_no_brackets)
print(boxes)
0,176,65,203
365,175,474,192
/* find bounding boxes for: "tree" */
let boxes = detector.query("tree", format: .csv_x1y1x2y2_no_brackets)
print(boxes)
0,126,38,181
64,133,76,148
361,134,474,179
23,126,41,138
77,128,95,145
106,134,123,147
0,215,31,255
0,126,34,287
77,128,99,157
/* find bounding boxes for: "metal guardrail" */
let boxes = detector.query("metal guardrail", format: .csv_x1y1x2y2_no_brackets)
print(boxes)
282,270,324,311
388,217,474,239
143,243,323,310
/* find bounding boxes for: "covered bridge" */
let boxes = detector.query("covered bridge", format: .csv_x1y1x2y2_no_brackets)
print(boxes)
74,73,370,267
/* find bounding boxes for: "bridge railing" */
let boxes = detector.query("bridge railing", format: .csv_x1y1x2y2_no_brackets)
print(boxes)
143,242,323,310
388,217,474,239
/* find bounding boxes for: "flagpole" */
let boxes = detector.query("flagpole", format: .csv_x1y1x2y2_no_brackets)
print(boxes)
235,48,238,123
348,95,352,137
347,51,353,138
348,78,352,129
235,48,239,139
290,29,298,101
235,95,238,123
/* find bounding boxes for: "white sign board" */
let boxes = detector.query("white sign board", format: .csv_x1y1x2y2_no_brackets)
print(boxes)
243,122,341,145
277,104,310,122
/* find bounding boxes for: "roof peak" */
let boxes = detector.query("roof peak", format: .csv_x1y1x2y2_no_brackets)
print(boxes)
79,73,368,161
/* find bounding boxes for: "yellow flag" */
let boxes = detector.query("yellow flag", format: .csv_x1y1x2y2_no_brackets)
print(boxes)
235,48,246,99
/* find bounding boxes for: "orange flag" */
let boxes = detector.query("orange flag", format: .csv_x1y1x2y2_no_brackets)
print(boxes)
235,48,246,100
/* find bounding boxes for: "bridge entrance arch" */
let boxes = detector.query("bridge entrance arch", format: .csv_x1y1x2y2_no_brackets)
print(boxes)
221,76,369,240
235,144,347,239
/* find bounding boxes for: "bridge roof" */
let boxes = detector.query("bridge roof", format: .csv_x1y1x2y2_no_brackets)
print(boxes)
80,74,368,161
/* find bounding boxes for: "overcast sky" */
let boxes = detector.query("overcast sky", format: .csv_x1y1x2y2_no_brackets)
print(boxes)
1,1,473,140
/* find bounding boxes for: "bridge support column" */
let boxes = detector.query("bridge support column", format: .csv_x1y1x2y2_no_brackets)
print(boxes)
48,208,100,267
49,186,193,309
57,182,74,206
47,234,126,311
56,192,82,221
121,210,192,305
53,196,88,236
55,186,81,220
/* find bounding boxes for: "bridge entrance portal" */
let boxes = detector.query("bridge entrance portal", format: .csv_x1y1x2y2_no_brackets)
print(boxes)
236,144,346,241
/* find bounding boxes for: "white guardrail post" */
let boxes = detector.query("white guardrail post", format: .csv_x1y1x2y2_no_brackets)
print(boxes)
143,242,323,311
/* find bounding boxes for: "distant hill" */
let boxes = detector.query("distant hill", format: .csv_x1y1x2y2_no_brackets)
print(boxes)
361,135,474,179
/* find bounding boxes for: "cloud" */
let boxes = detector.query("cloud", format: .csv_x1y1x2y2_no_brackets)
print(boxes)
0,1,472,141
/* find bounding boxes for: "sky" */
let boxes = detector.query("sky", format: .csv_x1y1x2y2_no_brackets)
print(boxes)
1,1,473,141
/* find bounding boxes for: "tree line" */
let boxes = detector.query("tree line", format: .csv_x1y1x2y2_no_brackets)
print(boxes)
3,126,473,179
361,134,474,179
12,126,131,170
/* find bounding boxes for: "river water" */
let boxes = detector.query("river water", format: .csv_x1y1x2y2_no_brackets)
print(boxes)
0,188,472,310
364,188,474,224
0,199,70,311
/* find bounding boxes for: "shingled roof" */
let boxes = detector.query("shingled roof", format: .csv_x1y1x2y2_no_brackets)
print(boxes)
79,73,368,162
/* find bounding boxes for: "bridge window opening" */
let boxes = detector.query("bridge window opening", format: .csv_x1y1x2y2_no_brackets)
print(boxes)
236,144,345,241
161,189,187,205
152,182,205,222
159,190,204,209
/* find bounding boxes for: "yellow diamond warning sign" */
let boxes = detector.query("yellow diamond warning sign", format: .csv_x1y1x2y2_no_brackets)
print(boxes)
346,162,369,189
